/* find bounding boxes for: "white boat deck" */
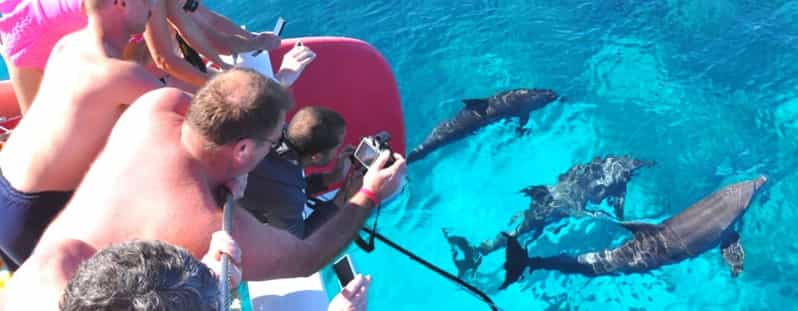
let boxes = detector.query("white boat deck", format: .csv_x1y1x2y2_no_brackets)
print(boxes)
245,273,328,311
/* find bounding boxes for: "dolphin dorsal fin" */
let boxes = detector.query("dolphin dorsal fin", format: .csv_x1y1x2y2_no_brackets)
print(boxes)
618,221,662,235
462,99,489,111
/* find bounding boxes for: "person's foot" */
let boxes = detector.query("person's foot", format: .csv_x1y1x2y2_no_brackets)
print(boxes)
275,42,316,87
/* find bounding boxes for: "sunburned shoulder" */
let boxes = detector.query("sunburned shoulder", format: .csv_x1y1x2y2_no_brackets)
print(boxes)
28,239,97,280
129,87,193,115
48,50,163,102
101,59,163,87
3,240,96,310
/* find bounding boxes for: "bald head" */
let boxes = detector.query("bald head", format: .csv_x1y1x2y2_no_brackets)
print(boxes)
186,68,294,146
83,0,153,34
286,106,346,156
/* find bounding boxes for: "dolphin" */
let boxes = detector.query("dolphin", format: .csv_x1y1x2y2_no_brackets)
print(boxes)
444,156,653,275
407,88,559,163
442,228,483,278
499,176,767,289
499,232,528,290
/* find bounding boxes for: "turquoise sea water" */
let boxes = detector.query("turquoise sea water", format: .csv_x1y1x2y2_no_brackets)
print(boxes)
5,1,798,310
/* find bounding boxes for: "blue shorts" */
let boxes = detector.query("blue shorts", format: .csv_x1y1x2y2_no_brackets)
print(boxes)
0,167,72,268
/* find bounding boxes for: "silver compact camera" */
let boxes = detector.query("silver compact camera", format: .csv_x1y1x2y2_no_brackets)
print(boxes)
353,131,394,169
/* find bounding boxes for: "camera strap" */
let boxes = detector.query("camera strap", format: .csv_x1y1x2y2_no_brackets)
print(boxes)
305,195,381,253
354,200,381,253
306,194,499,310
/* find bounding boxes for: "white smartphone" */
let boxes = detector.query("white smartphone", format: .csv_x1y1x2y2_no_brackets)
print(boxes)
273,17,287,36
333,255,356,288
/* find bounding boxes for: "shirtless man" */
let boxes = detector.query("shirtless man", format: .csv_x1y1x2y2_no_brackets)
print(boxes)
14,68,404,307
4,230,242,310
0,0,161,267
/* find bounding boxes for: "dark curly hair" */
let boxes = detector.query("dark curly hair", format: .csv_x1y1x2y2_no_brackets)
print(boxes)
60,240,220,311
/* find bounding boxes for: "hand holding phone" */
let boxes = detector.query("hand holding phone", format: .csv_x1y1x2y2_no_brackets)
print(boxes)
333,255,357,288
252,17,287,57
328,274,371,311
273,17,287,36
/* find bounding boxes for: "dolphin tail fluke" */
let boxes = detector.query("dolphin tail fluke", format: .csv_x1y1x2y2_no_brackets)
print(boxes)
499,232,530,290
442,228,483,277
498,278,514,290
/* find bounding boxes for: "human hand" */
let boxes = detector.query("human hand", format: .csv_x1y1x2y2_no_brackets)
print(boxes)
225,174,248,200
220,61,234,71
333,167,365,207
361,151,406,202
201,231,242,288
208,60,234,71
253,32,281,51
276,41,316,87
332,145,355,182
328,274,371,311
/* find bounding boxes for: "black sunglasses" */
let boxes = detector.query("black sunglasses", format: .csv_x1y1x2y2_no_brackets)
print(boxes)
182,0,199,12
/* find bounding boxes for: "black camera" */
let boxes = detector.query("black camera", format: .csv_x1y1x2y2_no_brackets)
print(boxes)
352,131,395,169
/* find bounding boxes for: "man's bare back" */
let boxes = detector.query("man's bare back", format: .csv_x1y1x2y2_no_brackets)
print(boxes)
38,87,290,277
39,88,224,257
0,28,161,192
35,70,407,284
0,0,158,267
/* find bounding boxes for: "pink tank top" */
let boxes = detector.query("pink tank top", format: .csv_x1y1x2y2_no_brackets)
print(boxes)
0,0,88,69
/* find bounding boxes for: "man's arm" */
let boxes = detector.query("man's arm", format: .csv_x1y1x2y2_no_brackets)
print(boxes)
194,4,254,38
233,192,375,280
234,152,405,280
143,3,211,88
165,0,230,69
275,43,316,87
192,4,280,55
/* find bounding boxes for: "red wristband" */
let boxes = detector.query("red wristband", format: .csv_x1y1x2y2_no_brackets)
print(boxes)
358,188,380,206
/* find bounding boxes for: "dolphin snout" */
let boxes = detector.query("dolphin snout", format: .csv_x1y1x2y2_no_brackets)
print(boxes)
533,89,559,102
632,159,656,169
547,91,560,102
754,175,767,190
